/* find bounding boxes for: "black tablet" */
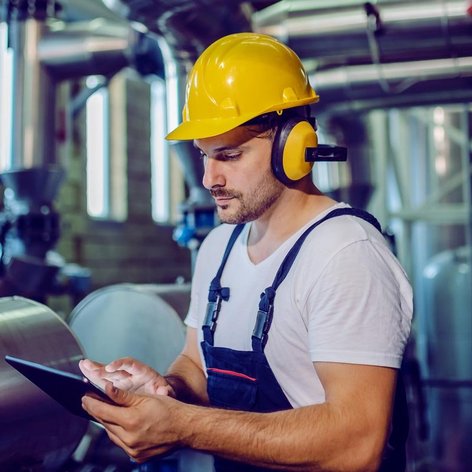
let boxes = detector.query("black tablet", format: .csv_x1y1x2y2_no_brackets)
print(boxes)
4,354,115,421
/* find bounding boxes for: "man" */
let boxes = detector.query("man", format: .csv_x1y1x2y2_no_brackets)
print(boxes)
80,33,412,472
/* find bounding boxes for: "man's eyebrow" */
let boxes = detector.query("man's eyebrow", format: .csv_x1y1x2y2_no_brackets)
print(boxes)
193,143,242,154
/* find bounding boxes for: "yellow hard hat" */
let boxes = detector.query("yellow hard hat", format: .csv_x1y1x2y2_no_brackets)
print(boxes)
165,32,319,141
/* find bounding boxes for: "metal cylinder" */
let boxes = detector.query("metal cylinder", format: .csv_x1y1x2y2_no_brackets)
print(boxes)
0,296,87,471
68,283,214,472
68,283,189,372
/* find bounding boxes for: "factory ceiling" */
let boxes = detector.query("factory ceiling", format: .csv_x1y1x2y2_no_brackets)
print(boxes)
57,0,472,110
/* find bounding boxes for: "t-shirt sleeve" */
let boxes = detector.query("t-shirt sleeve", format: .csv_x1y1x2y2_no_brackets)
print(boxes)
184,291,200,329
184,251,205,329
306,239,413,368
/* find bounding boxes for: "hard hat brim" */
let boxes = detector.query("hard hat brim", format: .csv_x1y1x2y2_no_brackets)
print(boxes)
165,115,251,141
165,96,320,141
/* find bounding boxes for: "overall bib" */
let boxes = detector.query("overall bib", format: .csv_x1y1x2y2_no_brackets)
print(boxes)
201,208,408,472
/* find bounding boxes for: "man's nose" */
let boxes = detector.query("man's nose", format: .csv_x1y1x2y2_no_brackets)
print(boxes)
202,158,225,189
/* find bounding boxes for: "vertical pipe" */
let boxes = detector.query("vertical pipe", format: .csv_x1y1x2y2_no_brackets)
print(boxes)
9,17,56,170
460,107,472,252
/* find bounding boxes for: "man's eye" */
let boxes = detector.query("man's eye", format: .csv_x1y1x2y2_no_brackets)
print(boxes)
222,152,241,160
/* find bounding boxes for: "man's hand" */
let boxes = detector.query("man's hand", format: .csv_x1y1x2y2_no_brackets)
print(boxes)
79,357,175,398
81,384,189,463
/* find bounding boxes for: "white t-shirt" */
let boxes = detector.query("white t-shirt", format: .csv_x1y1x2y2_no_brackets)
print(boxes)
185,203,413,408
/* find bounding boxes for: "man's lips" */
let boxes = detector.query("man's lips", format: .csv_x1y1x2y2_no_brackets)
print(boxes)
210,190,236,204
214,196,234,205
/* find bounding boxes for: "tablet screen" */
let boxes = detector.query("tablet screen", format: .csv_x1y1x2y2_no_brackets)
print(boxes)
4,355,115,421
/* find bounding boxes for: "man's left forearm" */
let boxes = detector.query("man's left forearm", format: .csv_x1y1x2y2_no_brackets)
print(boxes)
172,400,384,472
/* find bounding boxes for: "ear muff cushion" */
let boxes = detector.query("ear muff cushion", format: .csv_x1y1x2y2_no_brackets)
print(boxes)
271,118,318,185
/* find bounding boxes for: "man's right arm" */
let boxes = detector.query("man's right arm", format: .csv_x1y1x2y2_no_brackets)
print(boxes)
164,327,209,405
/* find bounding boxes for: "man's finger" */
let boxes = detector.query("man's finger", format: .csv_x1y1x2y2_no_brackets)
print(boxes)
79,359,103,372
104,382,136,406
105,357,138,372
106,358,153,378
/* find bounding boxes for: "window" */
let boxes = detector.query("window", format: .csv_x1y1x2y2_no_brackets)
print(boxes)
150,77,184,223
85,75,127,221
86,78,108,217
150,78,170,222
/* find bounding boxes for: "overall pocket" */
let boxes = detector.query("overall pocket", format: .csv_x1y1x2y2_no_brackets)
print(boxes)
207,368,258,410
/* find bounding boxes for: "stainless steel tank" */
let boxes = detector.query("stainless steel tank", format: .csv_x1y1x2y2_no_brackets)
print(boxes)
0,296,87,471
422,246,472,471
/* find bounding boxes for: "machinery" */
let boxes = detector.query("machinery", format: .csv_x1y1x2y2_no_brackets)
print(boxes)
0,0,165,302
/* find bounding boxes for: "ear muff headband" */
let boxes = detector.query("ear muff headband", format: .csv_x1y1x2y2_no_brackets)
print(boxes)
271,118,318,186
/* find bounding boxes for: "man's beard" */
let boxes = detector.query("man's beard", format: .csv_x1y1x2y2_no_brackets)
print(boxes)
211,171,284,225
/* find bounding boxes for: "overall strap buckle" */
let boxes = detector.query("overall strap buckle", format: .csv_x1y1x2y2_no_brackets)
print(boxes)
203,279,230,345
252,287,276,352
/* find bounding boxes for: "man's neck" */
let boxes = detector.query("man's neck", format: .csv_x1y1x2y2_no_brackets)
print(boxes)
246,187,337,265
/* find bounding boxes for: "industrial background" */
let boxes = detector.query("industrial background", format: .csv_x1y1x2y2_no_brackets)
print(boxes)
0,0,471,471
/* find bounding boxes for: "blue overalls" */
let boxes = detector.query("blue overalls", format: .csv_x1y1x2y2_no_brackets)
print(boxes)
201,208,408,472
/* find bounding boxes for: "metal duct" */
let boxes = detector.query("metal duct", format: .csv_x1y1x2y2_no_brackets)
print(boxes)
0,296,87,471
39,19,132,80
253,0,472,108
102,0,252,61
58,0,130,23
312,57,472,89
253,0,472,66
310,56,472,112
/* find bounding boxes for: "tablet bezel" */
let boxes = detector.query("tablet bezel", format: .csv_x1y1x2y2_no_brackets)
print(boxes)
4,354,114,421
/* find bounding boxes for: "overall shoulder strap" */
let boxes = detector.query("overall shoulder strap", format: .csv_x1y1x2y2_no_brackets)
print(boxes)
203,224,245,345
252,207,382,351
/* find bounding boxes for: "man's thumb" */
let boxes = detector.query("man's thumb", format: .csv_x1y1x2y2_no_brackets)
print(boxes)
104,380,134,406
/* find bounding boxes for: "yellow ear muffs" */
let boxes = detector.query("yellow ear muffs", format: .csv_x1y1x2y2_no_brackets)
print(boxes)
271,118,318,186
